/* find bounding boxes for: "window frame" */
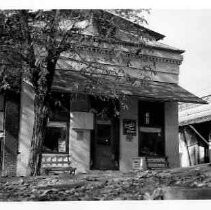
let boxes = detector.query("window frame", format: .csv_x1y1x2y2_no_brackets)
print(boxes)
42,121,69,154
138,101,165,157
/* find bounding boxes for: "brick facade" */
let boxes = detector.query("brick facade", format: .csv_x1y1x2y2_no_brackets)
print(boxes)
2,92,20,176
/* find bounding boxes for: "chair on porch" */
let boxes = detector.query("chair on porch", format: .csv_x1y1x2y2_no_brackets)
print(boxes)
145,156,169,170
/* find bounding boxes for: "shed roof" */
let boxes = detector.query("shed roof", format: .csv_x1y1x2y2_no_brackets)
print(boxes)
52,70,206,104
179,95,211,126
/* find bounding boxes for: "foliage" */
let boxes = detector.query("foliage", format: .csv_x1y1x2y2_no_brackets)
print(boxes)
109,9,150,25
0,9,155,175
0,9,154,96
0,9,157,117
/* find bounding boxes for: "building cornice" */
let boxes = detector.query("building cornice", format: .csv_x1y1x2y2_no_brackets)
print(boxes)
67,43,183,65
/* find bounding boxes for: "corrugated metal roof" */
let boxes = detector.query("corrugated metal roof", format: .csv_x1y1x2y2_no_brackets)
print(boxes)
52,70,206,104
179,97,211,126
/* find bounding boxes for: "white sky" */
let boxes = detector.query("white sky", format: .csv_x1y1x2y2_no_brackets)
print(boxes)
148,9,211,97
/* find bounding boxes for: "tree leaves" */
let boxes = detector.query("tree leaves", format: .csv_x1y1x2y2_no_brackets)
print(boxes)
0,9,157,175
0,9,155,94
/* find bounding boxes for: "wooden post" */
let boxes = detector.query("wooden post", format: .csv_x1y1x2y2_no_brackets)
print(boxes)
209,130,211,163
189,125,210,163
208,142,211,163
183,127,192,166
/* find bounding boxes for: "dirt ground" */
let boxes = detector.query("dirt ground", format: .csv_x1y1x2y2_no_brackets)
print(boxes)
1,163,211,201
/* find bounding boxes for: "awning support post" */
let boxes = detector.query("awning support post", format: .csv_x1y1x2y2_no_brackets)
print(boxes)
188,125,209,145
208,142,211,163
189,125,211,163
209,130,211,163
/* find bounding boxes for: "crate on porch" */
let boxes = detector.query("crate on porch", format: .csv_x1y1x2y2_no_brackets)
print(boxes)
132,156,169,171
132,157,147,171
41,154,76,175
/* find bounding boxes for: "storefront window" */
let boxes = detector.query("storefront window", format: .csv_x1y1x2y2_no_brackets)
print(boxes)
43,122,68,153
145,112,150,125
139,101,165,157
43,92,70,154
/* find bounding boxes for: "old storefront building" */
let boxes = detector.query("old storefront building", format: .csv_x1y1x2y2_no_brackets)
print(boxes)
0,10,206,176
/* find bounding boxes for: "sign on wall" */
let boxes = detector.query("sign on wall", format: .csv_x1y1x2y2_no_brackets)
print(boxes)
123,119,136,136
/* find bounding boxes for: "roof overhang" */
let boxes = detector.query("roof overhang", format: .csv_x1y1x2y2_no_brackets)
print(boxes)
52,70,207,104
179,102,211,126
180,115,211,126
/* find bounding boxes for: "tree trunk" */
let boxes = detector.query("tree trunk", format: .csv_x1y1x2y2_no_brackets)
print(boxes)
28,93,48,176
27,51,58,176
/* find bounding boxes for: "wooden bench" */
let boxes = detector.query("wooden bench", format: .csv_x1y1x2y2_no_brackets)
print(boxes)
146,156,169,170
41,154,76,175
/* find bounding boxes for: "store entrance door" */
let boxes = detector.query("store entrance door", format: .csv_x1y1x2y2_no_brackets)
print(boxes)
92,119,117,170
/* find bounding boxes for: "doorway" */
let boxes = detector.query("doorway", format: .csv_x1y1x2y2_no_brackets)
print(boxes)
90,97,119,170
0,136,3,173
139,101,165,157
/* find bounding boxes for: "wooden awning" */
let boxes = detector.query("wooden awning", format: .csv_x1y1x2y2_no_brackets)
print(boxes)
52,70,207,104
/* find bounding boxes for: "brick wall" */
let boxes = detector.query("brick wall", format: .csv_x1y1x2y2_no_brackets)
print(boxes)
2,92,20,176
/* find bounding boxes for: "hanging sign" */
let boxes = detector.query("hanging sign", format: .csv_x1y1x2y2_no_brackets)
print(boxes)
123,119,136,136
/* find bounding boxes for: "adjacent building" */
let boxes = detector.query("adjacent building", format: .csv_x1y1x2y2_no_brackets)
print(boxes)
179,95,211,167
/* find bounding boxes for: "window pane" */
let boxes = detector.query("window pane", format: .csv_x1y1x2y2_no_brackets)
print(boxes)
0,112,4,131
140,132,164,156
43,126,67,153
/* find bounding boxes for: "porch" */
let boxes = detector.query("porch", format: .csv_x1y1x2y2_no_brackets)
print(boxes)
39,98,175,174
14,72,206,176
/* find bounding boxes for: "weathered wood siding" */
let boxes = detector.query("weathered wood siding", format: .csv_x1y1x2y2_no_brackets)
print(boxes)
165,102,180,168
16,82,35,176
3,92,20,176
119,97,139,172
